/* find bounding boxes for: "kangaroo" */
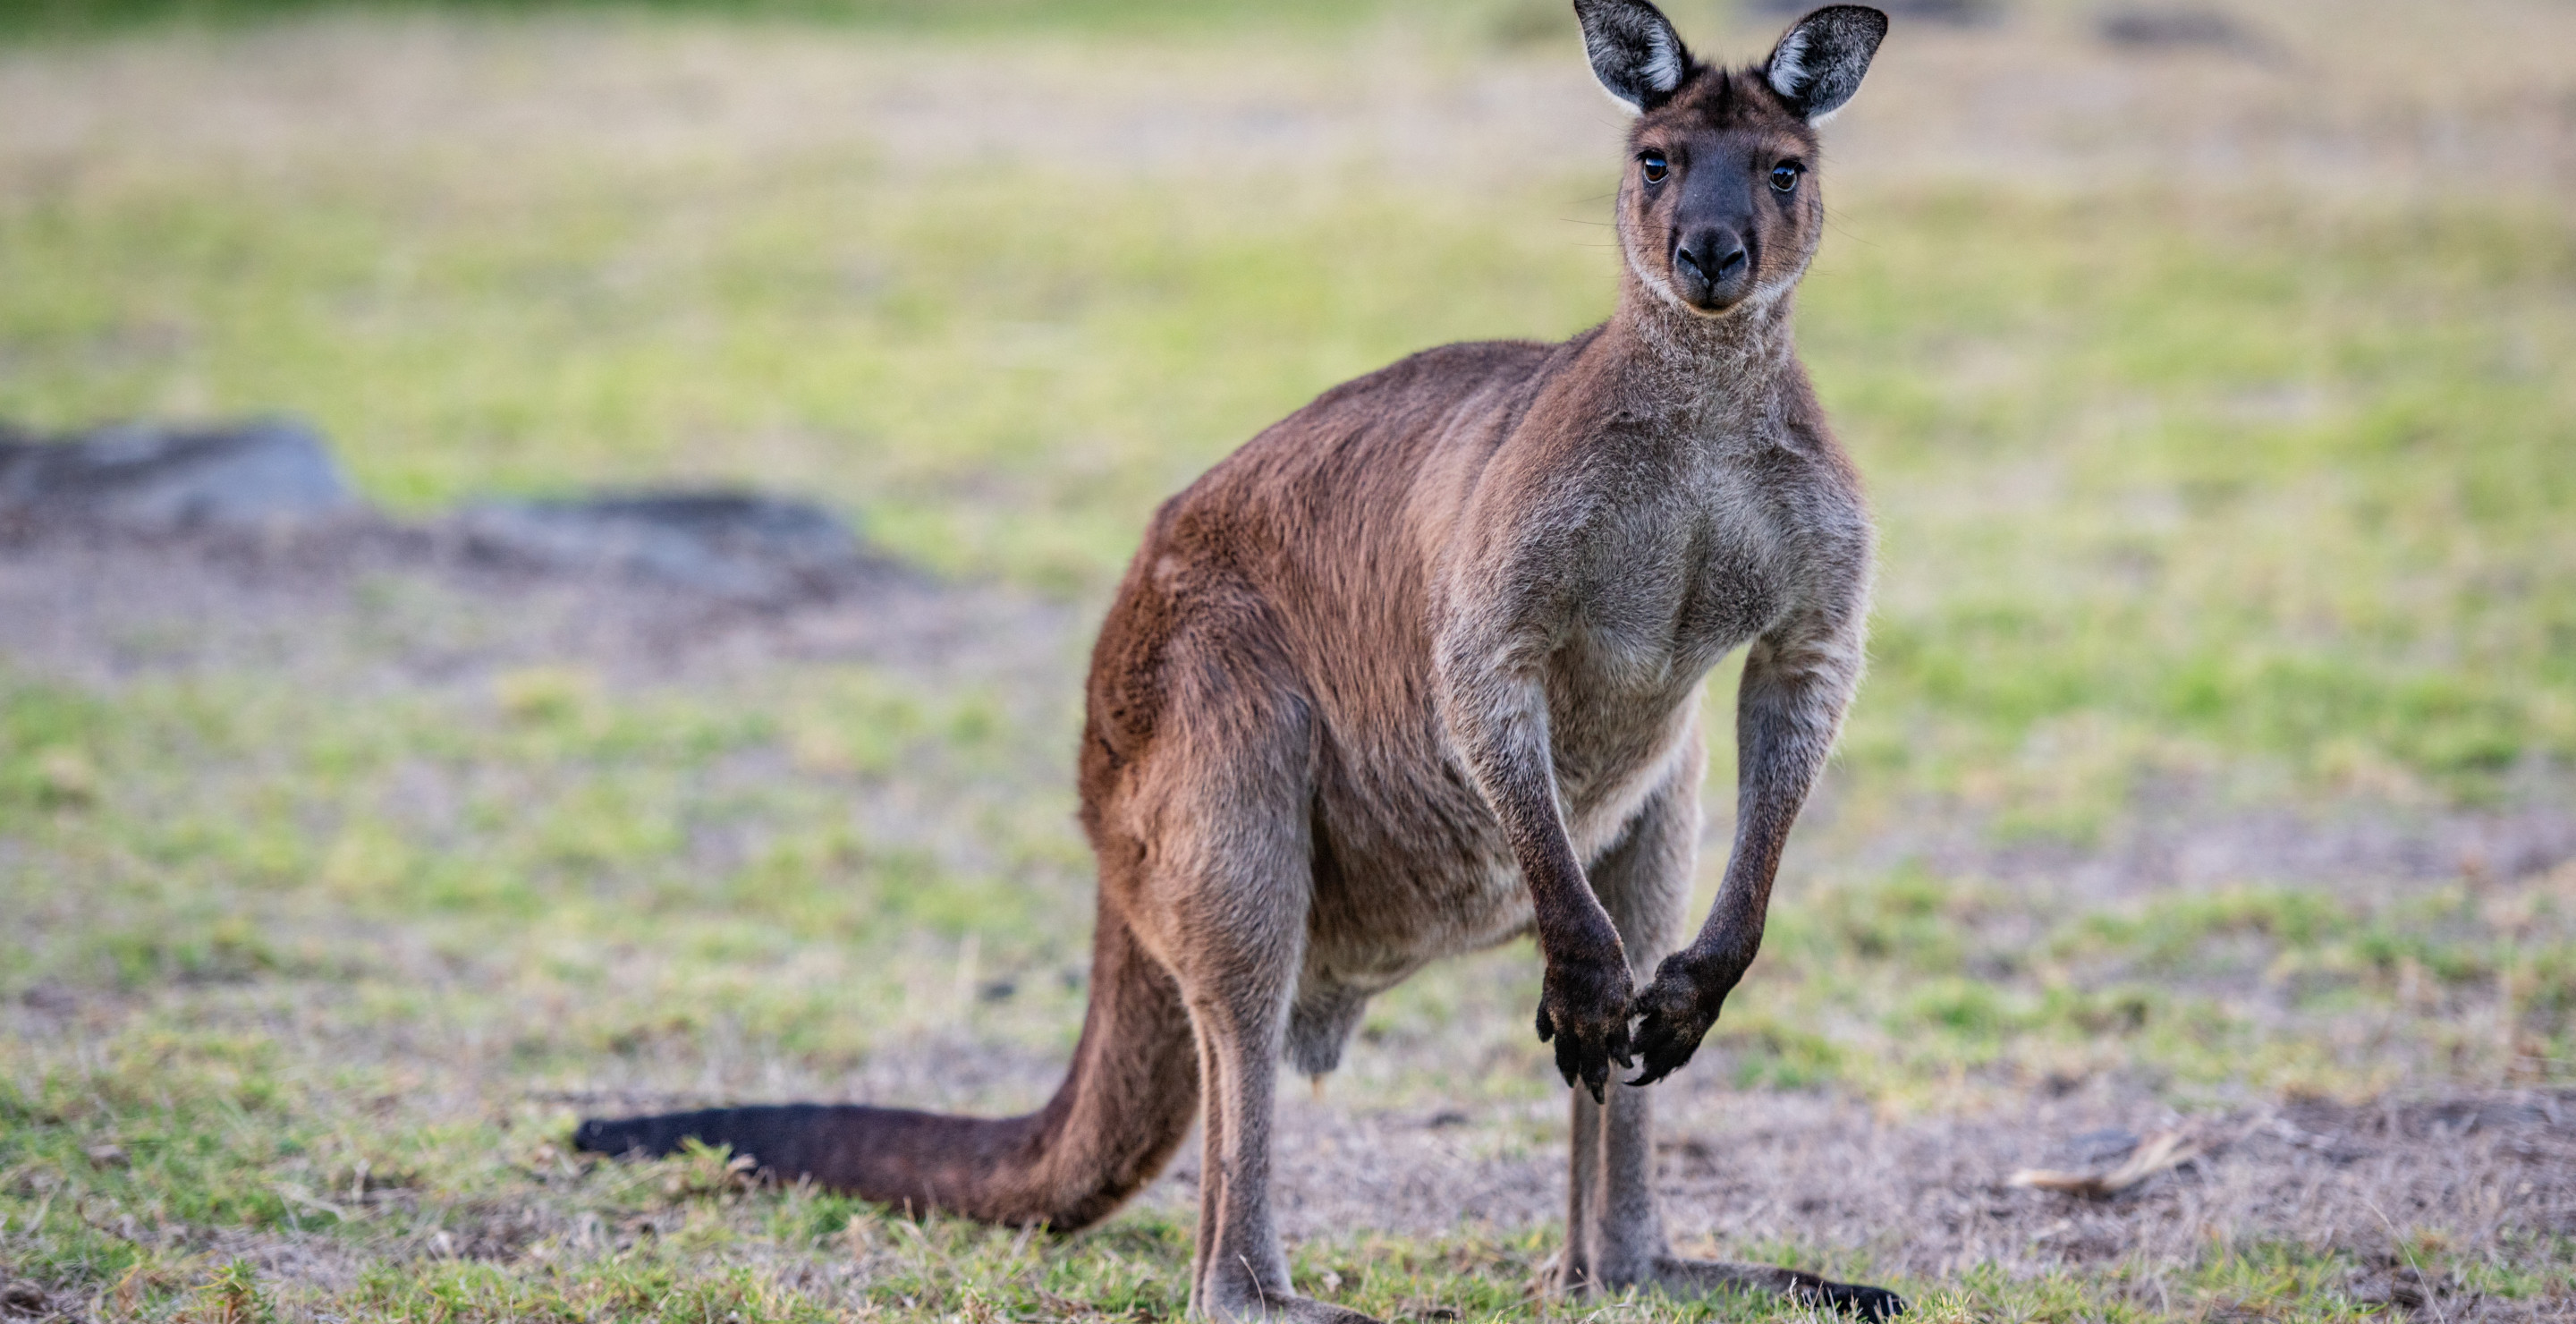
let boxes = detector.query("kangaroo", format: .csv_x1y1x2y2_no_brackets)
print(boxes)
577,3,1898,1318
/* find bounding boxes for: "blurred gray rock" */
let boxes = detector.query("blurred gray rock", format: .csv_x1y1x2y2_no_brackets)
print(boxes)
0,418,897,607
0,417,360,532
455,491,881,605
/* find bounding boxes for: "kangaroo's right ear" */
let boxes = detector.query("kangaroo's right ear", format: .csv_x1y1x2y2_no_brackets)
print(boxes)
1573,0,1692,113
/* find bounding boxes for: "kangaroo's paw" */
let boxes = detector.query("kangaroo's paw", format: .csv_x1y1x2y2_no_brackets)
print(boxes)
1533,949,1636,1103
1648,1257,1906,1321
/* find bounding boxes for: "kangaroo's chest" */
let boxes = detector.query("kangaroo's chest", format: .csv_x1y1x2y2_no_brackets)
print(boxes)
1563,458,1791,700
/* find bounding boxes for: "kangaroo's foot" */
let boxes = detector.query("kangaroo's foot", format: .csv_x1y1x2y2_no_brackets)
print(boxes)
1198,1284,1381,1324
1640,1257,1905,1321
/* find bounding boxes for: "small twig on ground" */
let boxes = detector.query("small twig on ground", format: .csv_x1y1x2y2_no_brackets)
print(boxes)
2007,1128,2202,1199
274,1182,352,1224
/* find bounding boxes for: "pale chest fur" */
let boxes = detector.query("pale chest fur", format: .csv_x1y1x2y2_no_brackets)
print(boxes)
1542,405,1840,795
1560,453,1794,698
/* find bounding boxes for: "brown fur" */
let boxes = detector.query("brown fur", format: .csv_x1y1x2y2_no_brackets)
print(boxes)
578,4,1902,1319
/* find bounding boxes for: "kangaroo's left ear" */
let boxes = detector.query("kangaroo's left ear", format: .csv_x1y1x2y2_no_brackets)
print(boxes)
1764,5,1888,123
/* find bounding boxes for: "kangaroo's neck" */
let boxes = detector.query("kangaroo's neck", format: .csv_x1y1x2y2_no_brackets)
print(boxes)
1598,274,1802,433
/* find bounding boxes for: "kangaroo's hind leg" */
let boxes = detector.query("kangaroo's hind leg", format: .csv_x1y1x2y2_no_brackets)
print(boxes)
1554,757,1696,1294
1564,755,1906,1320
1104,634,1376,1324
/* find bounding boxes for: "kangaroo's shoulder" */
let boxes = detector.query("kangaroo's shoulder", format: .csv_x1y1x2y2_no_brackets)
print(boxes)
1152,330,1600,539
1275,333,1589,449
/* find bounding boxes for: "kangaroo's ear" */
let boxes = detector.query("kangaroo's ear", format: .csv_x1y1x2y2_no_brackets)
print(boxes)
1573,0,1691,113
1764,5,1887,123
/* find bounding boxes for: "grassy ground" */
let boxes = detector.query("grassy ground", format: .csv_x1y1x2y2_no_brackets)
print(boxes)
4,2,2574,1320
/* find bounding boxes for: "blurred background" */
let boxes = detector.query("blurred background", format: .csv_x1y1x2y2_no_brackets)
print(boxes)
1,1,2571,1320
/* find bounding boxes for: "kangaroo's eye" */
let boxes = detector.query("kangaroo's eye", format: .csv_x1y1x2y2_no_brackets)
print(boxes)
1770,163,1801,193
1640,152,1668,184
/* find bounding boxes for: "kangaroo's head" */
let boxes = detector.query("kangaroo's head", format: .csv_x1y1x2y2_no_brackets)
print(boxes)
1575,1,1885,318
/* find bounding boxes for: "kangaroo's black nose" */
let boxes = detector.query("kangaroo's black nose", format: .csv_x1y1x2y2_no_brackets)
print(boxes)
1677,236,1747,283
1671,226,1751,309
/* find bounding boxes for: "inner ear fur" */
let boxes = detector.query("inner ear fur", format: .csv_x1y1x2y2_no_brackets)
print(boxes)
1573,0,1693,112
1764,5,1887,123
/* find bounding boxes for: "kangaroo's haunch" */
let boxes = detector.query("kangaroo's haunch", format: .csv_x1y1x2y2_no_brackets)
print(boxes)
580,4,1902,1319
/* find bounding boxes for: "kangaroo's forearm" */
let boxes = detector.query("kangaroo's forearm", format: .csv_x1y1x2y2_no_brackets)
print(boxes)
1437,665,1623,962
1678,631,1857,979
1624,623,1860,1087
1437,649,1640,1096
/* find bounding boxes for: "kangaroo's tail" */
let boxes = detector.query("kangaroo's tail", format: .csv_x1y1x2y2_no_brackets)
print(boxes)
572,915,1197,1230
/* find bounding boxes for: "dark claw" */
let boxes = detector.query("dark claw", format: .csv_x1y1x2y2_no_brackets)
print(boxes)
1625,1007,1701,1087
1623,949,1741,1089
1535,1005,1555,1042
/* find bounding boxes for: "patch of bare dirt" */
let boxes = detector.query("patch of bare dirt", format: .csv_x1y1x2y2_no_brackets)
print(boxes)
1205,1083,2576,1288
0,516,1082,698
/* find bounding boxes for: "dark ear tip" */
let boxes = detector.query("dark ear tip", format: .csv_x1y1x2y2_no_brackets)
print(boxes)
1788,4,1888,44
1815,4,1890,35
